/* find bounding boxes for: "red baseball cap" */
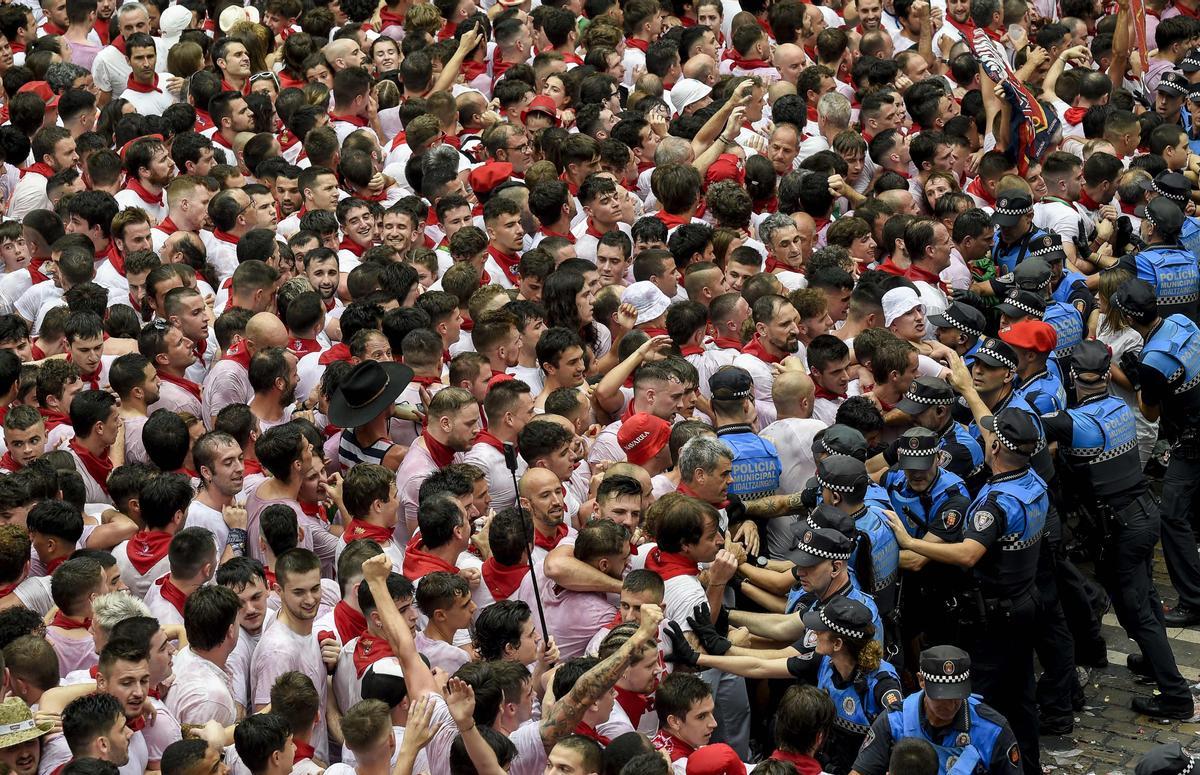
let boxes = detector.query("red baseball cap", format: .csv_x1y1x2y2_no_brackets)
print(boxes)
686,745,747,775
18,81,58,109
521,95,559,126
468,161,514,198
617,413,671,466
999,320,1057,354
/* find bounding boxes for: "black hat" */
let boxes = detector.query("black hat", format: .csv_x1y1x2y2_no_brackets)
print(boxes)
919,645,972,700
1189,82,1200,103
816,454,870,495
788,526,854,568
1136,744,1200,775
1183,49,1200,72
801,597,876,641
896,427,940,470
1140,171,1192,204
328,360,414,428
803,503,857,538
1144,196,1187,239
973,337,1019,371
896,376,956,415
1070,339,1113,383
1027,233,1067,263
813,425,868,461
710,366,753,400
1158,71,1191,97
996,289,1046,321
927,302,986,340
991,190,1033,227
1110,279,1158,325
361,660,408,705
982,407,1041,454
1011,258,1053,290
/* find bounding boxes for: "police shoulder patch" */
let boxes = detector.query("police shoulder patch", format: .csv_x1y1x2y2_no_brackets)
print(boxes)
943,510,961,529
861,729,875,749
973,510,995,532
1008,744,1020,765
882,689,902,709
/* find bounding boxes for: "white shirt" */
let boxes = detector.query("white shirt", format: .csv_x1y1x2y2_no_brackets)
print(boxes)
7,170,50,224
731,351,778,427
119,82,175,119
250,619,329,761
168,645,239,726
462,441,518,512
114,186,169,224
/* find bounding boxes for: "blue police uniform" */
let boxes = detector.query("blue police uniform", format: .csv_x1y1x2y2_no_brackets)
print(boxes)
785,581,884,648
1051,272,1089,305
1179,215,1200,270
936,421,986,494
717,424,782,502
1041,301,1085,361
819,658,902,774
1125,245,1200,321
961,465,1047,775
1133,314,1200,617
992,227,1048,274
1041,394,1192,704
1013,369,1066,416
850,503,900,618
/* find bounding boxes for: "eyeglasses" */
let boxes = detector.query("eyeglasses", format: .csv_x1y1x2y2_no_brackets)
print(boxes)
507,142,532,153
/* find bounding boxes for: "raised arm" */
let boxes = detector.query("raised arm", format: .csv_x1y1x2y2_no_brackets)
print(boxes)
362,553,440,698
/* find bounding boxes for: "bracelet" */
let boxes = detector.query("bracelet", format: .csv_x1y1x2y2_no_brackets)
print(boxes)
460,722,476,733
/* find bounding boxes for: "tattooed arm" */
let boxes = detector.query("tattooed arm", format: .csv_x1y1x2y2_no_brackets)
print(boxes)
741,492,808,520
538,603,664,751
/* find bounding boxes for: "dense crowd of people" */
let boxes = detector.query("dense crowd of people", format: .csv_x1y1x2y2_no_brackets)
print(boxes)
0,0,1198,772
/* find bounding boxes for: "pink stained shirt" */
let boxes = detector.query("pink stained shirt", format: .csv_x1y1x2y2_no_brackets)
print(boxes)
250,618,329,761
144,573,186,627
201,359,252,427
122,415,149,465
538,573,619,660
167,646,239,726
151,380,204,426
394,438,444,543
46,626,97,678
244,480,313,562
413,632,472,675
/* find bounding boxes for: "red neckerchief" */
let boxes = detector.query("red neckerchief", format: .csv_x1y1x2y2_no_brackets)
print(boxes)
642,326,668,338
318,343,351,365
680,344,704,356
903,263,950,294
636,159,655,173
380,6,404,26
981,25,1004,41
293,740,315,764
1120,201,1138,216
401,535,459,580
330,112,368,128
964,177,995,207
125,176,163,207
473,430,506,454
462,59,488,81
353,633,396,677
655,211,690,229
729,53,772,70
220,78,249,96
806,104,819,123
155,574,187,616
874,258,907,276
0,452,21,473
38,407,70,431
211,131,235,152
126,530,172,574
224,340,252,370
95,239,125,275
49,610,91,630
487,244,521,285
213,229,239,247
42,21,66,34
1078,189,1103,210
615,686,654,727
126,714,146,733
243,459,263,477
625,37,650,52
69,438,112,492
124,74,159,94
540,227,576,244
45,556,67,575
1175,0,1200,16
343,519,394,545
534,522,569,551
652,730,695,763
574,723,612,746
333,600,367,643
491,58,516,86
771,751,823,775
765,255,797,273
288,337,322,358
712,336,742,350
157,369,202,402
1064,106,1087,125
194,107,214,132
645,547,700,580
20,162,55,179
562,52,583,65
27,258,50,284
677,480,729,509
411,375,443,389
277,69,305,90
813,384,846,401
559,171,580,196
156,217,179,236
585,219,609,239
300,500,330,523
481,557,529,600
0,578,19,598
437,18,457,39
945,14,976,37
740,335,782,364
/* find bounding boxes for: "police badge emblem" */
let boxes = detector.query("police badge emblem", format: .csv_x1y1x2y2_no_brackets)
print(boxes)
973,511,994,531
843,697,855,715
957,733,970,747
943,660,955,674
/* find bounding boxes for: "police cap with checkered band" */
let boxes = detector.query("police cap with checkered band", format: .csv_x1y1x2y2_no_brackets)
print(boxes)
919,645,972,699
802,596,875,642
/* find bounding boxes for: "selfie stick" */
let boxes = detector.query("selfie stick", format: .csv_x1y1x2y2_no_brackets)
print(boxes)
504,442,549,639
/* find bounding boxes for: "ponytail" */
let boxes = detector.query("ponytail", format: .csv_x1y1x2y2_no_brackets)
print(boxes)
853,529,876,595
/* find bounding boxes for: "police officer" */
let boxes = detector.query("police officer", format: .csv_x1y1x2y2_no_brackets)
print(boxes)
1135,170,1200,273
1100,197,1200,321
890,377,985,493
1135,743,1200,775
809,425,893,512
929,302,988,361
995,288,1046,330
884,408,1046,775
991,190,1047,274
1040,340,1193,719
1032,234,1092,310
850,646,1022,775
994,257,1084,366
1000,321,1067,414
879,427,973,648
667,597,901,775
818,455,900,624
1111,278,1200,627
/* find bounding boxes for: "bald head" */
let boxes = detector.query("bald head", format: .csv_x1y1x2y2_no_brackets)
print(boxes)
773,44,805,85
324,38,364,70
539,413,576,436
768,81,797,105
245,312,289,353
772,370,815,419
682,54,717,85
877,189,916,215
519,465,563,498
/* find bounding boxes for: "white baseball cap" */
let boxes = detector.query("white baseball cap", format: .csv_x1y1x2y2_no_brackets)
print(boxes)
669,78,712,117
882,287,924,327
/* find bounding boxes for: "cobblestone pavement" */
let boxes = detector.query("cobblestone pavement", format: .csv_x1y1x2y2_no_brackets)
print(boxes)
1040,557,1200,774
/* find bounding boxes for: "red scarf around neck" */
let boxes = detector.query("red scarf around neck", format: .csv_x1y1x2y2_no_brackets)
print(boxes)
27,258,50,284
157,369,202,402
423,431,456,467
574,723,612,746
338,235,368,257
625,37,650,52
486,244,521,285
343,519,394,545
651,730,695,763
1064,106,1087,125
293,740,315,764
38,407,69,431
0,452,20,473
126,530,172,574
20,163,55,180
330,112,369,128
645,547,699,580
813,384,846,401
535,522,569,551
288,338,322,358
481,557,529,600
615,686,654,727
155,574,187,615
224,340,253,370
353,633,396,677
69,438,112,492
401,535,460,580
318,343,351,365
729,54,772,70
50,610,91,630
473,430,506,454
964,176,996,207
770,750,823,775
124,74,159,94
741,335,782,364
654,210,690,230
333,600,367,643
125,176,163,207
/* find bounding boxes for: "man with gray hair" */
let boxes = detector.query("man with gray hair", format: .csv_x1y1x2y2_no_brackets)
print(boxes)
759,212,808,291
92,2,165,103
798,92,852,162
60,592,152,684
